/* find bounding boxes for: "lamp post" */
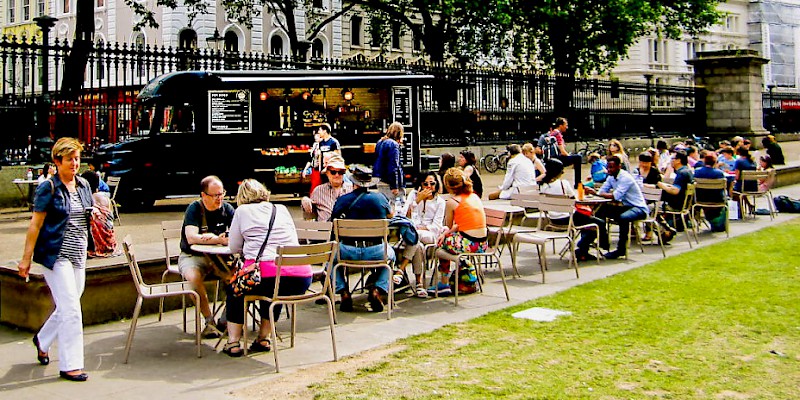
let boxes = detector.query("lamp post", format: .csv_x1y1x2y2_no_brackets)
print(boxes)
34,15,57,154
767,83,776,133
206,28,223,70
644,74,654,145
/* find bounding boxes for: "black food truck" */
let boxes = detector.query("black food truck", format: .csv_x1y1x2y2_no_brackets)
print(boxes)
95,70,432,208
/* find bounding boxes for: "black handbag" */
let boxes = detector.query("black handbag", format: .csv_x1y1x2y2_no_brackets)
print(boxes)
229,204,276,297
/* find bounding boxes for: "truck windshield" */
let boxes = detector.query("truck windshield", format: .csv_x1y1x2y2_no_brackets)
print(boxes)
136,102,196,135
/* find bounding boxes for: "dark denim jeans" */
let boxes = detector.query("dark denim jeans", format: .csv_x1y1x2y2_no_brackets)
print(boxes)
597,205,647,252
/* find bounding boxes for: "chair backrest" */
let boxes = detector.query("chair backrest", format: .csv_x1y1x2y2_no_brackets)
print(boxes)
333,219,390,261
694,177,727,190
161,220,183,269
680,183,696,211
484,208,510,248
107,176,121,200
295,220,333,243
641,186,663,218
272,242,338,298
535,195,575,231
122,235,146,295
510,192,539,207
740,170,769,182
516,184,539,195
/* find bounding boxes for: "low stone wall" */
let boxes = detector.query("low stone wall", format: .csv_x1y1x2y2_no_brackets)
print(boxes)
0,259,218,331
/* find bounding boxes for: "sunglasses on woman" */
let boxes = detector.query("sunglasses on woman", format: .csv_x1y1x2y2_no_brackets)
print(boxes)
421,182,435,187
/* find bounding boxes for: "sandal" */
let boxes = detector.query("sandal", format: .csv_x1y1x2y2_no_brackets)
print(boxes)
249,337,272,353
415,284,428,298
222,341,243,358
392,270,404,285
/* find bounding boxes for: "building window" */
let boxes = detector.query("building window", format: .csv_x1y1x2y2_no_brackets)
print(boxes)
391,21,401,49
96,0,104,7
412,25,422,52
649,39,667,63
22,0,30,20
351,16,362,47
179,29,197,49
8,0,15,23
224,31,238,52
312,0,322,8
270,35,283,56
370,19,381,48
36,0,44,16
725,15,738,31
63,0,69,13
311,38,323,59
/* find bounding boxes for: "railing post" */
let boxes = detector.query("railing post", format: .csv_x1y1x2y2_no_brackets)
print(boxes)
33,15,57,162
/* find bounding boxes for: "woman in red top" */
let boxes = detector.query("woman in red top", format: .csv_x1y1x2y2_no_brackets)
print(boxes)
430,167,487,295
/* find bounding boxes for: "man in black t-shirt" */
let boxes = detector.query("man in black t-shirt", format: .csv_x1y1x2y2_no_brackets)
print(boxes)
178,175,235,337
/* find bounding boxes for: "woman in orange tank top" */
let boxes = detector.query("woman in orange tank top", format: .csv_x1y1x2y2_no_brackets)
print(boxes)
428,167,487,296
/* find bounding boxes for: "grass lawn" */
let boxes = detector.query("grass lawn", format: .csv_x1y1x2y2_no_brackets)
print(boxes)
310,219,800,399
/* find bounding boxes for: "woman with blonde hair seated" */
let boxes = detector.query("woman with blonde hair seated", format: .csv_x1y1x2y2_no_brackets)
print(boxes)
430,168,487,295
223,179,312,357
607,139,631,171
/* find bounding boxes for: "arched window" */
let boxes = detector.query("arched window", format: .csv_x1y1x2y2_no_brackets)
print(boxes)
270,35,283,56
312,38,324,59
179,29,197,49
224,31,238,52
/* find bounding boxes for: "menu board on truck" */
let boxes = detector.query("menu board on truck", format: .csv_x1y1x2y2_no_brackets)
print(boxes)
392,87,412,127
208,90,252,134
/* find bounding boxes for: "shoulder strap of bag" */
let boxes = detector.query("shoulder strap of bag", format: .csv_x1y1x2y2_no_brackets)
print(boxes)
48,178,55,195
254,204,277,261
339,191,367,219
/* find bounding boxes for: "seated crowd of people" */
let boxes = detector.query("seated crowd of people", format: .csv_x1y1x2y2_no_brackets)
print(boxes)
173,122,785,357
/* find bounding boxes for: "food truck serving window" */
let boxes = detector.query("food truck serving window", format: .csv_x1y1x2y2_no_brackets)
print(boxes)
208,90,252,134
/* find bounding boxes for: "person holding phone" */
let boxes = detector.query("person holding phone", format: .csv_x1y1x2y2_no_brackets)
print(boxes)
18,137,96,382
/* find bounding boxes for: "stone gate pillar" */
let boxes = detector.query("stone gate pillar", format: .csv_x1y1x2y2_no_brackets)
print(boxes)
687,49,769,140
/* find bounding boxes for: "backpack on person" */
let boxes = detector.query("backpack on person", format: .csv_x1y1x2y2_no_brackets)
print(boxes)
773,195,800,213
538,133,559,161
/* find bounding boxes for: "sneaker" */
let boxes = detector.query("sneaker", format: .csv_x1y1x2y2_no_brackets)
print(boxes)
202,319,221,339
427,282,452,296
603,250,625,260
576,252,597,262
392,271,404,286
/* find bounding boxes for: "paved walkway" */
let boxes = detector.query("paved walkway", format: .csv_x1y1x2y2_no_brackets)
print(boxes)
1,171,799,399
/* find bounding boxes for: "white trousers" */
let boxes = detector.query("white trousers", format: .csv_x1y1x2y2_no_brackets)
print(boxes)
38,258,86,372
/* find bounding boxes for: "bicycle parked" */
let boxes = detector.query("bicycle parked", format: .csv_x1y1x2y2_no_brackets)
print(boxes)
575,141,606,164
480,146,510,173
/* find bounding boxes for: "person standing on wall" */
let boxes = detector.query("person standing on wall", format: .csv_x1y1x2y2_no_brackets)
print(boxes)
18,137,97,382
537,117,583,188
373,122,406,204
302,123,341,194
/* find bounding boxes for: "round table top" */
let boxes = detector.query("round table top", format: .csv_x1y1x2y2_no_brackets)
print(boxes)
576,196,611,204
190,244,234,255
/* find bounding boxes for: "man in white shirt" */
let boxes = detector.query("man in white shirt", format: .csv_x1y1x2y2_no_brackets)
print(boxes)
488,144,536,200
301,155,353,221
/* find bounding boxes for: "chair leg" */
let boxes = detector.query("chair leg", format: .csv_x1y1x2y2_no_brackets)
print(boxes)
535,244,546,284
570,238,579,279
495,254,510,301
454,258,461,307
269,303,280,373
192,293,202,358
123,296,143,364
682,215,693,248
322,294,338,362
158,270,168,322
290,304,297,348
242,299,250,357
386,265,393,320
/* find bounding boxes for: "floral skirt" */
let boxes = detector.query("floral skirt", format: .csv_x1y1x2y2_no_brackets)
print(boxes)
438,231,488,286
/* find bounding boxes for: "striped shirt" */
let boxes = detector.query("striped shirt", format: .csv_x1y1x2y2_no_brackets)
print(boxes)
57,191,88,267
310,181,353,221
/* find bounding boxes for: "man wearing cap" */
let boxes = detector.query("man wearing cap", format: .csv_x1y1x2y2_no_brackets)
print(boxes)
301,155,353,221
330,164,395,313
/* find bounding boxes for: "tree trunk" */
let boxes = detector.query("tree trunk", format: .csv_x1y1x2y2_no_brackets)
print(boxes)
59,0,94,99
423,33,451,111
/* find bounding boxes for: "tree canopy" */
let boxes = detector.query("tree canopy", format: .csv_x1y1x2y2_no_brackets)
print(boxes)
511,0,723,76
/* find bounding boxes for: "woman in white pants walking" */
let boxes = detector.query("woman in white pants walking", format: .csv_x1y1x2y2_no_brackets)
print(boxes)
18,137,95,382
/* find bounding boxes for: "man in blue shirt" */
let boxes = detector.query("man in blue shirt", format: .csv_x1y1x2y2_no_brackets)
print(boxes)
693,153,727,232
586,156,648,259
330,164,395,313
